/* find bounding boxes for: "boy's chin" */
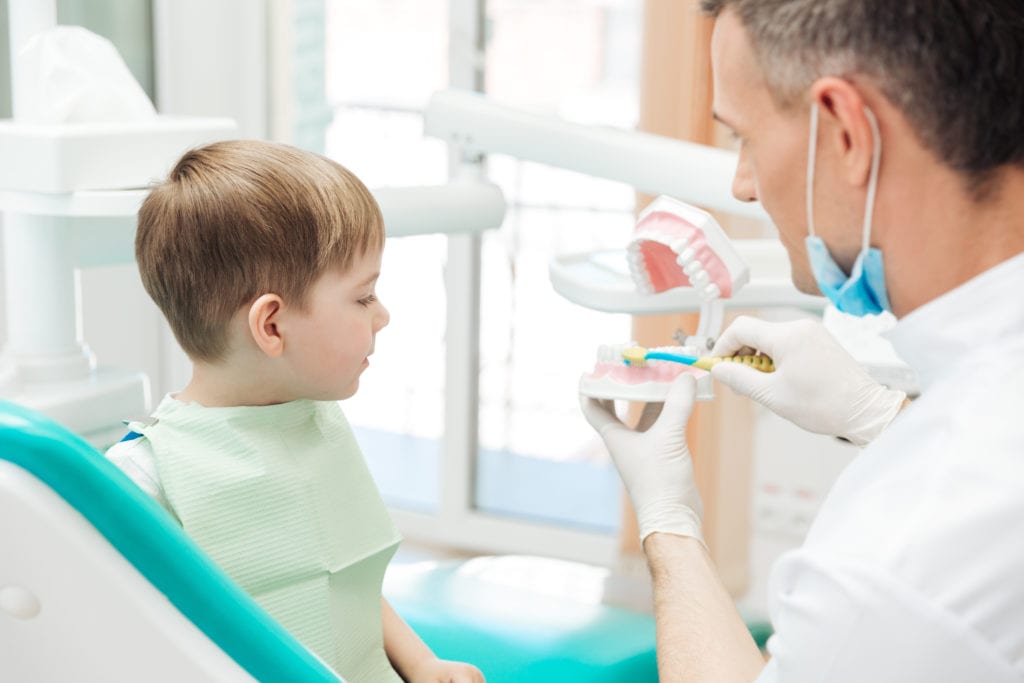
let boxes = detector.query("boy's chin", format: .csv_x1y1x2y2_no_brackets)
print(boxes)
336,381,360,401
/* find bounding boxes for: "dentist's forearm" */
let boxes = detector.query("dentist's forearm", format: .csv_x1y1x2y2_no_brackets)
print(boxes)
644,533,765,683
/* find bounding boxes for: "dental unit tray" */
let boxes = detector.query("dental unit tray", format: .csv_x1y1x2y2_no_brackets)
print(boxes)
550,244,824,315
0,117,237,194
573,196,821,403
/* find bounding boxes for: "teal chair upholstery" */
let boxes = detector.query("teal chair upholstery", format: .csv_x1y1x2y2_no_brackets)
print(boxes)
386,555,659,682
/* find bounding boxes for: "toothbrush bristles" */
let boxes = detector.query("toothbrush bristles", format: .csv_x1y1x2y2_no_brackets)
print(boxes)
621,346,648,367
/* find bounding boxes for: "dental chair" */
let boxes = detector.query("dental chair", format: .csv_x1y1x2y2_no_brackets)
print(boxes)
0,400,343,682
0,399,666,682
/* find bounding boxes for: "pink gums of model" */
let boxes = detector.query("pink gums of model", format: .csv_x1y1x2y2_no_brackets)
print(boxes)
633,211,733,296
579,345,713,403
627,196,749,301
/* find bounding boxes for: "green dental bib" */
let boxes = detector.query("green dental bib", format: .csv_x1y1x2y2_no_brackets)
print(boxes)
132,397,402,682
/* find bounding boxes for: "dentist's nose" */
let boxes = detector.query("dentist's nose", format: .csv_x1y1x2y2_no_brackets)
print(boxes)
731,148,758,203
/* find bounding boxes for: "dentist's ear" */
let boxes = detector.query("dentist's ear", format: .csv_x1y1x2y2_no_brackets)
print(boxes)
248,293,285,358
811,77,877,189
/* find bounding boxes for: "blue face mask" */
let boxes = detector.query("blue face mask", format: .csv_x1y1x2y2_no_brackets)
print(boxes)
805,103,892,316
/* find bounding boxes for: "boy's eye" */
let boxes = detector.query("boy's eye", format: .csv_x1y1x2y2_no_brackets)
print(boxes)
358,294,378,307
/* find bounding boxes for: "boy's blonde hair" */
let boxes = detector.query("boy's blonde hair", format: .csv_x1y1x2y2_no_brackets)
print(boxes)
136,140,384,362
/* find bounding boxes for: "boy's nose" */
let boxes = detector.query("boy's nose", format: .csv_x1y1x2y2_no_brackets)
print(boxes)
375,304,390,331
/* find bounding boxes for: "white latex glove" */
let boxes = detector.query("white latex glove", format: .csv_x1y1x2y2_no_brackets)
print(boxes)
581,374,703,544
710,316,906,446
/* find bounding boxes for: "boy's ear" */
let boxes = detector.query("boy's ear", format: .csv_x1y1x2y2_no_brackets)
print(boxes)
247,293,285,358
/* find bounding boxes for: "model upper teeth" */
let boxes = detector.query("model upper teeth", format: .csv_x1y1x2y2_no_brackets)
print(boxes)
670,237,691,253
676,246,696,263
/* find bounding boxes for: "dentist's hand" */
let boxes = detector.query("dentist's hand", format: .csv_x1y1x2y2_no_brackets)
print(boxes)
710,316,906,446
581,374,703,544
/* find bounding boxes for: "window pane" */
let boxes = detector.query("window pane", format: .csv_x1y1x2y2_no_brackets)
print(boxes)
474,0,643,531
325,0,449,511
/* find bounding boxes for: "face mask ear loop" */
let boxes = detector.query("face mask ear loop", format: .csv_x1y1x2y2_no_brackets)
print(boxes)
806,102,820,238
861,107,882,254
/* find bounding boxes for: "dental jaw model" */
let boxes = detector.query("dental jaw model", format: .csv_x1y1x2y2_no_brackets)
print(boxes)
579,196,749,402
582,342,716,402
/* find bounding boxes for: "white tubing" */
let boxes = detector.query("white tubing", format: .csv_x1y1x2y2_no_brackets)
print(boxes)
424,89,769,220
373,181,506,237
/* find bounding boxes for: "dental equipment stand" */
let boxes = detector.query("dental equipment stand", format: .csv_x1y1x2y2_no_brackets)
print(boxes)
0,1,238,448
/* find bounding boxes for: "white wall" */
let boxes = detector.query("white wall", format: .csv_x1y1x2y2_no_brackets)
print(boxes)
153,0,269,140
738,407,859,619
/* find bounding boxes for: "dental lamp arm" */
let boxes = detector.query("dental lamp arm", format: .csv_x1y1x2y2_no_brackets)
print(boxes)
710,316,907,446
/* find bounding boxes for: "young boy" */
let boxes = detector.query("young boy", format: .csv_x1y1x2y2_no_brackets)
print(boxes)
106,140,483,683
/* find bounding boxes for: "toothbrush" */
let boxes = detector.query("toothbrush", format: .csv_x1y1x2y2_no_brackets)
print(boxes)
622,346,775,373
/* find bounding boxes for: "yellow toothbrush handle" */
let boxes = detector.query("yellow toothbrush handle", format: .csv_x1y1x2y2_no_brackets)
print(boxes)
696,355,775,373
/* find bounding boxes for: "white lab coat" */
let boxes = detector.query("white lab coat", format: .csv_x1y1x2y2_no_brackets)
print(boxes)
758,253,1024,682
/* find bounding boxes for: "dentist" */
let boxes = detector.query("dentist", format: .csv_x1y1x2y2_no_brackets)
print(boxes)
582,1,1024,681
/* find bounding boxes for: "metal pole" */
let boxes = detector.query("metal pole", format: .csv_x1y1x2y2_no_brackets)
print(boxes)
441,0,487,519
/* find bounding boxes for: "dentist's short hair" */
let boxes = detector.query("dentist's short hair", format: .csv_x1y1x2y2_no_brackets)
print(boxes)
701,0,1024,198
136,140,384,362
